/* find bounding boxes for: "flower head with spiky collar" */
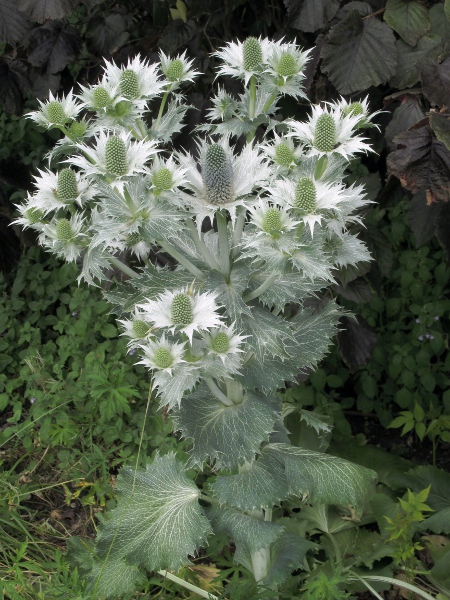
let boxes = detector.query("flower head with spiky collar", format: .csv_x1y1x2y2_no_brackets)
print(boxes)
39,213,87,262
26,168,96,214
137,334,186,374
159,50,200,89
27,91,82,129
214,37,272,86
262,41,311,98
118,308,154,348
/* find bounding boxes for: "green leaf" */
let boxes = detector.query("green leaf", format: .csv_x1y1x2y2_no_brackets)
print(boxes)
88,554,145,599
391,35,442,89
242,307,293,363
210,448,287,511
91,455,211,594
321,528,392,568
207,506,283,571
173,383,280,469
268,443,377,510
264,533,315,585
384,0,430,46
204,264,252,328
396,466,450,511
257,271,324,311
153,364,201,409
300,409,333,435
418,507,450,534
239,353,300,394
321,9,397,94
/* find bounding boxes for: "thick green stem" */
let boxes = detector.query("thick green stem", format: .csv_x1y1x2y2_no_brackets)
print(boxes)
185,219,220,271
154,91,169,132
216,211,231,282
232,206,247,258
157,240,205,281
243,274,277,303
262,91,278,113
109,256,140,279
204,377,234,407
246,75,257,144
157,570,218,600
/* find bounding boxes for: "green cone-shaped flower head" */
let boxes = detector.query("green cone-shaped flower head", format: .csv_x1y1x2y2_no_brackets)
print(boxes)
57,168,78,201
93,86,112,108
202,144,234,205
166,59,184,82
69,121,88,137
344,102,364,117
55,218,74,241
262,207,283,235
153,168,173,191
153,347,173,369
105,136,128,176
171,293,194,326
211,332,230,354
295,177,316,212
277,52,298,77
314,113,336,153
46,101,66,124
132,319,150,338
120,69,140,99
274,142,294,167
243,37,263,71
26,207,44,224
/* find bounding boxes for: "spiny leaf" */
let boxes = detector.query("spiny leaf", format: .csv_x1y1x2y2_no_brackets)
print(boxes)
93,455,211,581
384,0,430,46
321,9,397,94
242,306,293,363
205,265,252,328
173,383,280,469
0,0,28,44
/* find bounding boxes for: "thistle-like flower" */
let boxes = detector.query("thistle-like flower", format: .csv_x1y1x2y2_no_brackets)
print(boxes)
159,50,200,88
148,156,187,200
138,287,222,342
202,323,247,368
118,308,154,348
287,104,371,159
137,334,186,374
206,87,238,123
27,91,82,129
214,37,271,85
335,96,382,129
260,131,303,173
247,198,299,239
177,138,271,227
27,168,96,213
102,55,165,106
39,213,87,262
68,130,158,184
262,41,310,98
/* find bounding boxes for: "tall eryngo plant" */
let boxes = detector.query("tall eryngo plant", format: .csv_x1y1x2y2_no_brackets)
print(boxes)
16,38,378,597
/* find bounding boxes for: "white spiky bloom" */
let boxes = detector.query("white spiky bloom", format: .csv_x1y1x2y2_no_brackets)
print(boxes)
176,138,271,228
138,286,222,343
136,333,186,374
67,130,158,185
202,322,247,361
260,131,303,173
287,104,372,160
214,37,272,85
103,55,165,107
269,176,348,235
206,87,238,123
247,197,299,239
334,96,382,129
11,200,47,231
117,308,154,348
27,91,82,129
262,41,311,98
159,50,200,88
77,74,121,110
39,213,87,262
148,155,187,200
26,168,96,214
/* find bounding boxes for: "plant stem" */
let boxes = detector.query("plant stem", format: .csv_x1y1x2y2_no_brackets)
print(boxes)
232,206,246,258
157,570,218,600
157,240,205,280
204,377,234,407
109,256,140,279
262,91,278,113
185,219,221,271
216,211,231,282
246,75,257,144
243,274,277,303
154,91,169,132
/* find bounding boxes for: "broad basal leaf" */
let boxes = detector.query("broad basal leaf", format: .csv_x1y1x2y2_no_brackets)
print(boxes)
28,21,81,74
207,506,283,572
211,449,287,511
264,533,315,585
94,455,211,580
419,55,450,107
384,0,430,46
268,443,377,511
0,0,28,44
172,383,280,469
239,353,300,394
337,315,377,371
284,0,340,33
321,9,397,94
387,124,450,203
153,363,201,409
242,306,294,363
17,0,80,22
418,506,450,534
205,265,252,327
321,528,391,569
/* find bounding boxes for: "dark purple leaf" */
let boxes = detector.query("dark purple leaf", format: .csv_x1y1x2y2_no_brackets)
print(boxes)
158,19,197,55
333,278,372,304
338,315,377,372
28,21,81,74
387,124,450,203
407,190,440,248
17,0,80,23
0,0,29,43
419,56,450,107
0,59,30,114
429,112,450,151
284,0,340,33
435,201,450,257
86,12,130,55
385,97,425,149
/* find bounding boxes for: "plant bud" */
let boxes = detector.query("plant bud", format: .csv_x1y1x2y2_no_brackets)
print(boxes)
171,293,193,325
274,142,294,167
57,168,78,201
153,168,173,191
93,87,112,108
314,113,336,153
132,320,150,338
211,332,230,353
26,208,44,224
262,208,282,235
294,177,316,212
202,144,234,205
120,69,140,99
55,218,73,241
344,102,364,117
277,52,297,77
243,37,263,71
105,136,128,176
166,59,184,82
154,347,173,369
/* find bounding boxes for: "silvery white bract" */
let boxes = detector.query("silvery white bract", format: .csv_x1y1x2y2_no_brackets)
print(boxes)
16,42,378,598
